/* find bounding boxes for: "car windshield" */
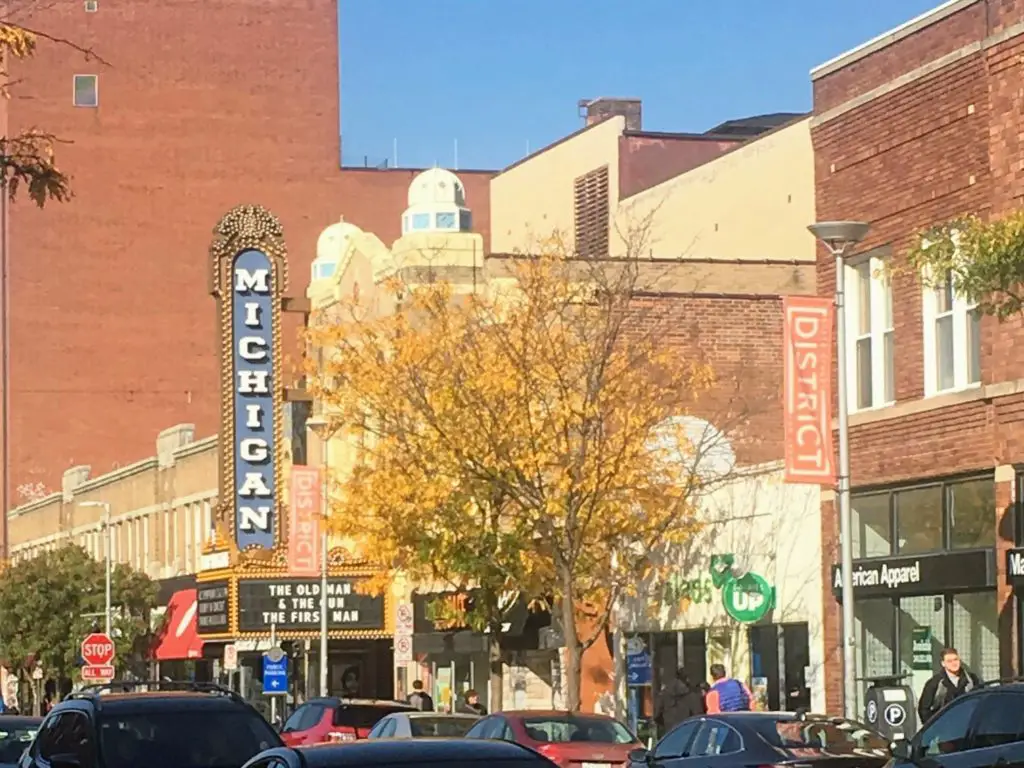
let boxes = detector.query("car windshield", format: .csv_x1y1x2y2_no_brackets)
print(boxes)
409,717,478,738
759,718,889,755
99,709,279,768
0,724,38,765
335,705,410,729
521,716,635,744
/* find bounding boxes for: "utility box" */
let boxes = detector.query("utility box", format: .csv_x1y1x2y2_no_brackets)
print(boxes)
864,676,917,742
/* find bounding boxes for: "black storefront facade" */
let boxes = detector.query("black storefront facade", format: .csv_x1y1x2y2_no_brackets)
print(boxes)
836,473,1003,714
410,590,552,710
196,572,394,712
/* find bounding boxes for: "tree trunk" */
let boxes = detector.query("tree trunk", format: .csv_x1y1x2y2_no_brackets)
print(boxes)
561,595,582,711
488,631,503,713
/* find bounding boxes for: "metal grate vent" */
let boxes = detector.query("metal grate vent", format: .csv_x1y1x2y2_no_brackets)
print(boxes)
573,165,610,258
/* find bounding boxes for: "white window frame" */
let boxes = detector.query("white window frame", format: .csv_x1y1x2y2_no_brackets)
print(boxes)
921,266,981,396
844,250,895,412
72,74,99,108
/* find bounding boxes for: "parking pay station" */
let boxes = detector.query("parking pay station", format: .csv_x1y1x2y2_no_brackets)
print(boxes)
864,675,917,741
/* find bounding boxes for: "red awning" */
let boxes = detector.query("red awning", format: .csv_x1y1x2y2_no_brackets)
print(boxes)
153,589,204,661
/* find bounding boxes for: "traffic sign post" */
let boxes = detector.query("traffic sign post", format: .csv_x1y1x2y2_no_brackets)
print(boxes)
262,649,289,696
81,632,115,684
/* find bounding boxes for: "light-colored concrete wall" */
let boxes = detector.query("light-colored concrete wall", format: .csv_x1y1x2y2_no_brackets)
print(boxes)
616,118,816,261
490,117,625,254
7,425,217,583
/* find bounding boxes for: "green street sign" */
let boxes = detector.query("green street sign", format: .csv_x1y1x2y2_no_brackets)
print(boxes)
708,554,775,624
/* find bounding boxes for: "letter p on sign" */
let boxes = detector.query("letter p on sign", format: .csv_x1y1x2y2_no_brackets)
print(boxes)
81,632,115,667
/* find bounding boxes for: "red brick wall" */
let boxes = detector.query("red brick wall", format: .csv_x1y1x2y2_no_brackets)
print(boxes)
1,0,494,500
618,135,742,200
812,0,1024,713
631,295,785,466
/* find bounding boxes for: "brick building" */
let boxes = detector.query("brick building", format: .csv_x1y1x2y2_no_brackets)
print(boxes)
812,0,1024,715
0,0,493,515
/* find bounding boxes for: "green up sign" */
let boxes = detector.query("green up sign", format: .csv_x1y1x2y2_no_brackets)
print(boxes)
710,554,775,624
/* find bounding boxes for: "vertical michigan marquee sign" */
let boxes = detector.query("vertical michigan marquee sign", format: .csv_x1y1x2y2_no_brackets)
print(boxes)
210,205,289,558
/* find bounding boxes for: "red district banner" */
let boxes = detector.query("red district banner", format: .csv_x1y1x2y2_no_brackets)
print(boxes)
782,296,836,485
289,466,322,575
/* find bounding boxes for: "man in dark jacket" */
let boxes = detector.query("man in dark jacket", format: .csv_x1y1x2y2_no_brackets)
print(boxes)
655,668,705,732
407,680,434,711
917,647,981,725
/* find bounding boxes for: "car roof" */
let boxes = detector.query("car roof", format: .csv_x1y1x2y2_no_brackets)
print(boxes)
0,716,42,727
57,691,253,715
501,710,617,719
305,697,413,708
297,738,543,766
403,712,479,720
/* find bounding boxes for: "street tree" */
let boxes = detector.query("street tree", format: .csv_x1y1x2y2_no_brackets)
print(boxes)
0,15,108,206
0,544,156,707
907,209,1024,318
307,231,736,710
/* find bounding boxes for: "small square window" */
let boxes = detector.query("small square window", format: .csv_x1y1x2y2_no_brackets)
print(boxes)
84,0,98,11
411,213,430,230
435,212,456,229
73,75,98,108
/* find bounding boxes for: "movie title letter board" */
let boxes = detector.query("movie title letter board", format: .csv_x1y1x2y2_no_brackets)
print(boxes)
237,578,385,632
197,581,231,635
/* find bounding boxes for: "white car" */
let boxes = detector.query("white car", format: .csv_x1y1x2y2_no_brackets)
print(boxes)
367,712,481,739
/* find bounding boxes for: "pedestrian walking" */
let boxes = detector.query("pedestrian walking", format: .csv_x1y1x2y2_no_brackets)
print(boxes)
917,647,981,725
457,689,487,716
705,664,753,713
655,668,705,733
407,680,434,712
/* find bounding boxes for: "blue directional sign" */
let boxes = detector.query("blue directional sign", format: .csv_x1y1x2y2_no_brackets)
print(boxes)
626,650,652,686
262,652,288,695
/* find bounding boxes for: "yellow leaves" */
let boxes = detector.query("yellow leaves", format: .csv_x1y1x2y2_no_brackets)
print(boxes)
305,230,716,638
0,23,36,61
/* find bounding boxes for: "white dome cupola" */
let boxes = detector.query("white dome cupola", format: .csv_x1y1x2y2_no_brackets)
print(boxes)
401,168,472,235
312,217,363,281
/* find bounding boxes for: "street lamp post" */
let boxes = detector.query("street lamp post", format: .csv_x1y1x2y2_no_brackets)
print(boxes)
306,416,331,698
808,220,870,720
79,500,113,637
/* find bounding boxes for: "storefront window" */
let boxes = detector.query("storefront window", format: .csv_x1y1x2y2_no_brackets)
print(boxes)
952,592,999,682
948,479,995,549
853,598,895,714
895,485,943,554
852,493,891,558
898,595,946,676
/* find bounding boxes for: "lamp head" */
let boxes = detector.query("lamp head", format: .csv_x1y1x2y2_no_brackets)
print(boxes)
808,221,871,255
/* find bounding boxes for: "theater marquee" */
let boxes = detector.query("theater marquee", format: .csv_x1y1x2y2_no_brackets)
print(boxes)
210,205,289,557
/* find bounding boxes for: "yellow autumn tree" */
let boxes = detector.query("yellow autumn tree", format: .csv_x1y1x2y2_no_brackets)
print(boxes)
307,232,732,711
0,16,102,206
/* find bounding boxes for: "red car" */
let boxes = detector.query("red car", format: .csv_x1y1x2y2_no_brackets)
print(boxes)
465,710,643,768
279,697,415,745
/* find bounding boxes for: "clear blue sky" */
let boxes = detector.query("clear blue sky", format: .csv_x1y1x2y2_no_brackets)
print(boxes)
338,1,939,171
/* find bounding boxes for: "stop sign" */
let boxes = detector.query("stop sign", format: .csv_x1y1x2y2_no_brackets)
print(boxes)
81,633,115,667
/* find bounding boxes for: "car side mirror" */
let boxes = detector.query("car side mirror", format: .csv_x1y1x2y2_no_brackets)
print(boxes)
890,740,913,761
628,748,652,764
49,754,82,768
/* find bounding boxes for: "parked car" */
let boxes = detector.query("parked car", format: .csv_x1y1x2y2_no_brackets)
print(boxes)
368,712,480,739
628,712,890,768
890,680,1024,768
465,711,641,768
280,698,416,745
0,717,40,768
242,737,558,768
18,680,280,768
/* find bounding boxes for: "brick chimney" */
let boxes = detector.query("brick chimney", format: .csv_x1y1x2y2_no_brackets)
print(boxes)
578,97,642,131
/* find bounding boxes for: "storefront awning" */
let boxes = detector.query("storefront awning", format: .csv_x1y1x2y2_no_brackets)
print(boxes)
153,589,204,661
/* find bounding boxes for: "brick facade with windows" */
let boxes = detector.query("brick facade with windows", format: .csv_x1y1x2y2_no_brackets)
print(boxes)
812,0,1024,715
0,0,494,517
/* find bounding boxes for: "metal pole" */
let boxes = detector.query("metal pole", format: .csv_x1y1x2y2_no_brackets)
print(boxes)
833,248,857,719
319,438,329,698
270,622,277,726
104,502,112,637
0,157,9,565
